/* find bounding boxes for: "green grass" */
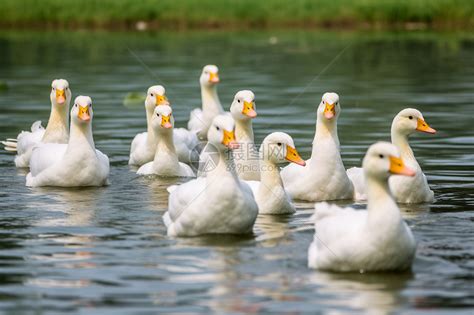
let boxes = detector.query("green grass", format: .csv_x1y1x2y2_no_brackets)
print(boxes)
0,0,473,30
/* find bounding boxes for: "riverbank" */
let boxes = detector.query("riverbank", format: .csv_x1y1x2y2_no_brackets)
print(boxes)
0,0,473,31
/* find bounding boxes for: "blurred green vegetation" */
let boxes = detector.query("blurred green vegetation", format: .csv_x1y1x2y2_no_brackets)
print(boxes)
0,0,473,30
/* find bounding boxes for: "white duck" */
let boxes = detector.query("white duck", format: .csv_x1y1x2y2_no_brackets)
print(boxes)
230,90,260,180
137,105,195,177
347,108,436,203
187,65,223,140
163,114,258,237
245,132,305,214
308,142,417,272
26,96,109,187
281,92,354,201
129,85,198,166
3,79,71,168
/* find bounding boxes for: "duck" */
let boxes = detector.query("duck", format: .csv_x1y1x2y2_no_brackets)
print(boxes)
347,108,436,203
137,105,195,177
245,132,305,214
2,79,71,168
163,114,258,237
26,96,109,187
280,92,354,201
129,85,199,166
187,65,224,140
229,90,260,180
308,142,417,272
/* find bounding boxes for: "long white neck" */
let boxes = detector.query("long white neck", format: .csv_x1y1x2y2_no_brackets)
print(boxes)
391,128,418,168
366,172,401,227
153,129,179,165
201,85,223,115
208,147,239,181
311,114,339,159
67,120,95,153
145,106,158,147
235,118,254,143
43,102,69,141
259,159,283,192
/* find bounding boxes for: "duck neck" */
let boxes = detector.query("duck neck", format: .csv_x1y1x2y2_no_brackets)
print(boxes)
154,129,179,165
311,116,339,158
145,107,158,147
68,121,95,152
201,85,223,115
235,118,254,143
43,102,69,141
259,159,283,191
208,148,239,181
366,173,400,226
391,128,418,167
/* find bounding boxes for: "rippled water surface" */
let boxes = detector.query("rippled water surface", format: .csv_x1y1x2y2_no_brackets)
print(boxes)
0,31,473,314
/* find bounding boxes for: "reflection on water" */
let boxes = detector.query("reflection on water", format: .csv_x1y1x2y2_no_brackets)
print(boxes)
0,30,473,313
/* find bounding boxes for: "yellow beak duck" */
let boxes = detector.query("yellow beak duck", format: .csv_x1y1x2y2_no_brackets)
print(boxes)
308,142,417,272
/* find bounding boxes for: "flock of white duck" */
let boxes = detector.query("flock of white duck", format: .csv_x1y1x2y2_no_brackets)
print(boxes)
2,65,437,273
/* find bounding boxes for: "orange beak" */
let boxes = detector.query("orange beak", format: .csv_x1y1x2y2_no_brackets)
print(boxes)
416,118,436,134
324,102,336,119
161,115,172,129
155,95,170,106
222,129,239,149
285,145,306,166
56,89,66,104
242,100,257,118
77,105,91,122
209,72,220,84
389,156,415,177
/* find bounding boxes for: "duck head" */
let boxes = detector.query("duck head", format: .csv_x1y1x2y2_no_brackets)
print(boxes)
392,108,436,136
230,90,257,120
50,79,72,107
317,92,340,122
71,96,93,125
208,114,239,151
260,132,305,166
151,104,174,132
145,85,169,112
200,65,220,87
363,142,416,180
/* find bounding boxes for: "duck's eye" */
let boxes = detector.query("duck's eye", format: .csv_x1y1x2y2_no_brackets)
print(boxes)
237,99,240,103
52,88,55,91
74,104,77,107
409,116,413,120
89,104,92,107
65,87,68,91
379,154,384,159
216,126,220,131
277,142,282,146
150,93,154,97
335,102,338,105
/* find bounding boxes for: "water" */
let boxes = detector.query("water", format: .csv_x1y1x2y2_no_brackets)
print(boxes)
0,30,473,314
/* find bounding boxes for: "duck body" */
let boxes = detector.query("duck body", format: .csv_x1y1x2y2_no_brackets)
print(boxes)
26,96,109,187
164,115,258,237
281,93,353,201
308,142,417,272
3,79,71,168
129,85,198,166
348,108,436,203
137,106,195,177
244,132,306,214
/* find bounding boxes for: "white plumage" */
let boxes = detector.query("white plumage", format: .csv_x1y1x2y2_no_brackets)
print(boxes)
308,142,417,272
26,96,109,187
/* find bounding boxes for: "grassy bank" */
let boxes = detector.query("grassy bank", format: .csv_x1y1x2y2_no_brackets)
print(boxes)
0,0,473,30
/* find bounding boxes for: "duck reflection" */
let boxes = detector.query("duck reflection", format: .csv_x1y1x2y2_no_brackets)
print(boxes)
254,214,293,247
310,271,413,315
25,187,105,275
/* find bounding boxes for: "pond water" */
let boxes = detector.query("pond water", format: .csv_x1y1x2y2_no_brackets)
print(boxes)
0,30,473,314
